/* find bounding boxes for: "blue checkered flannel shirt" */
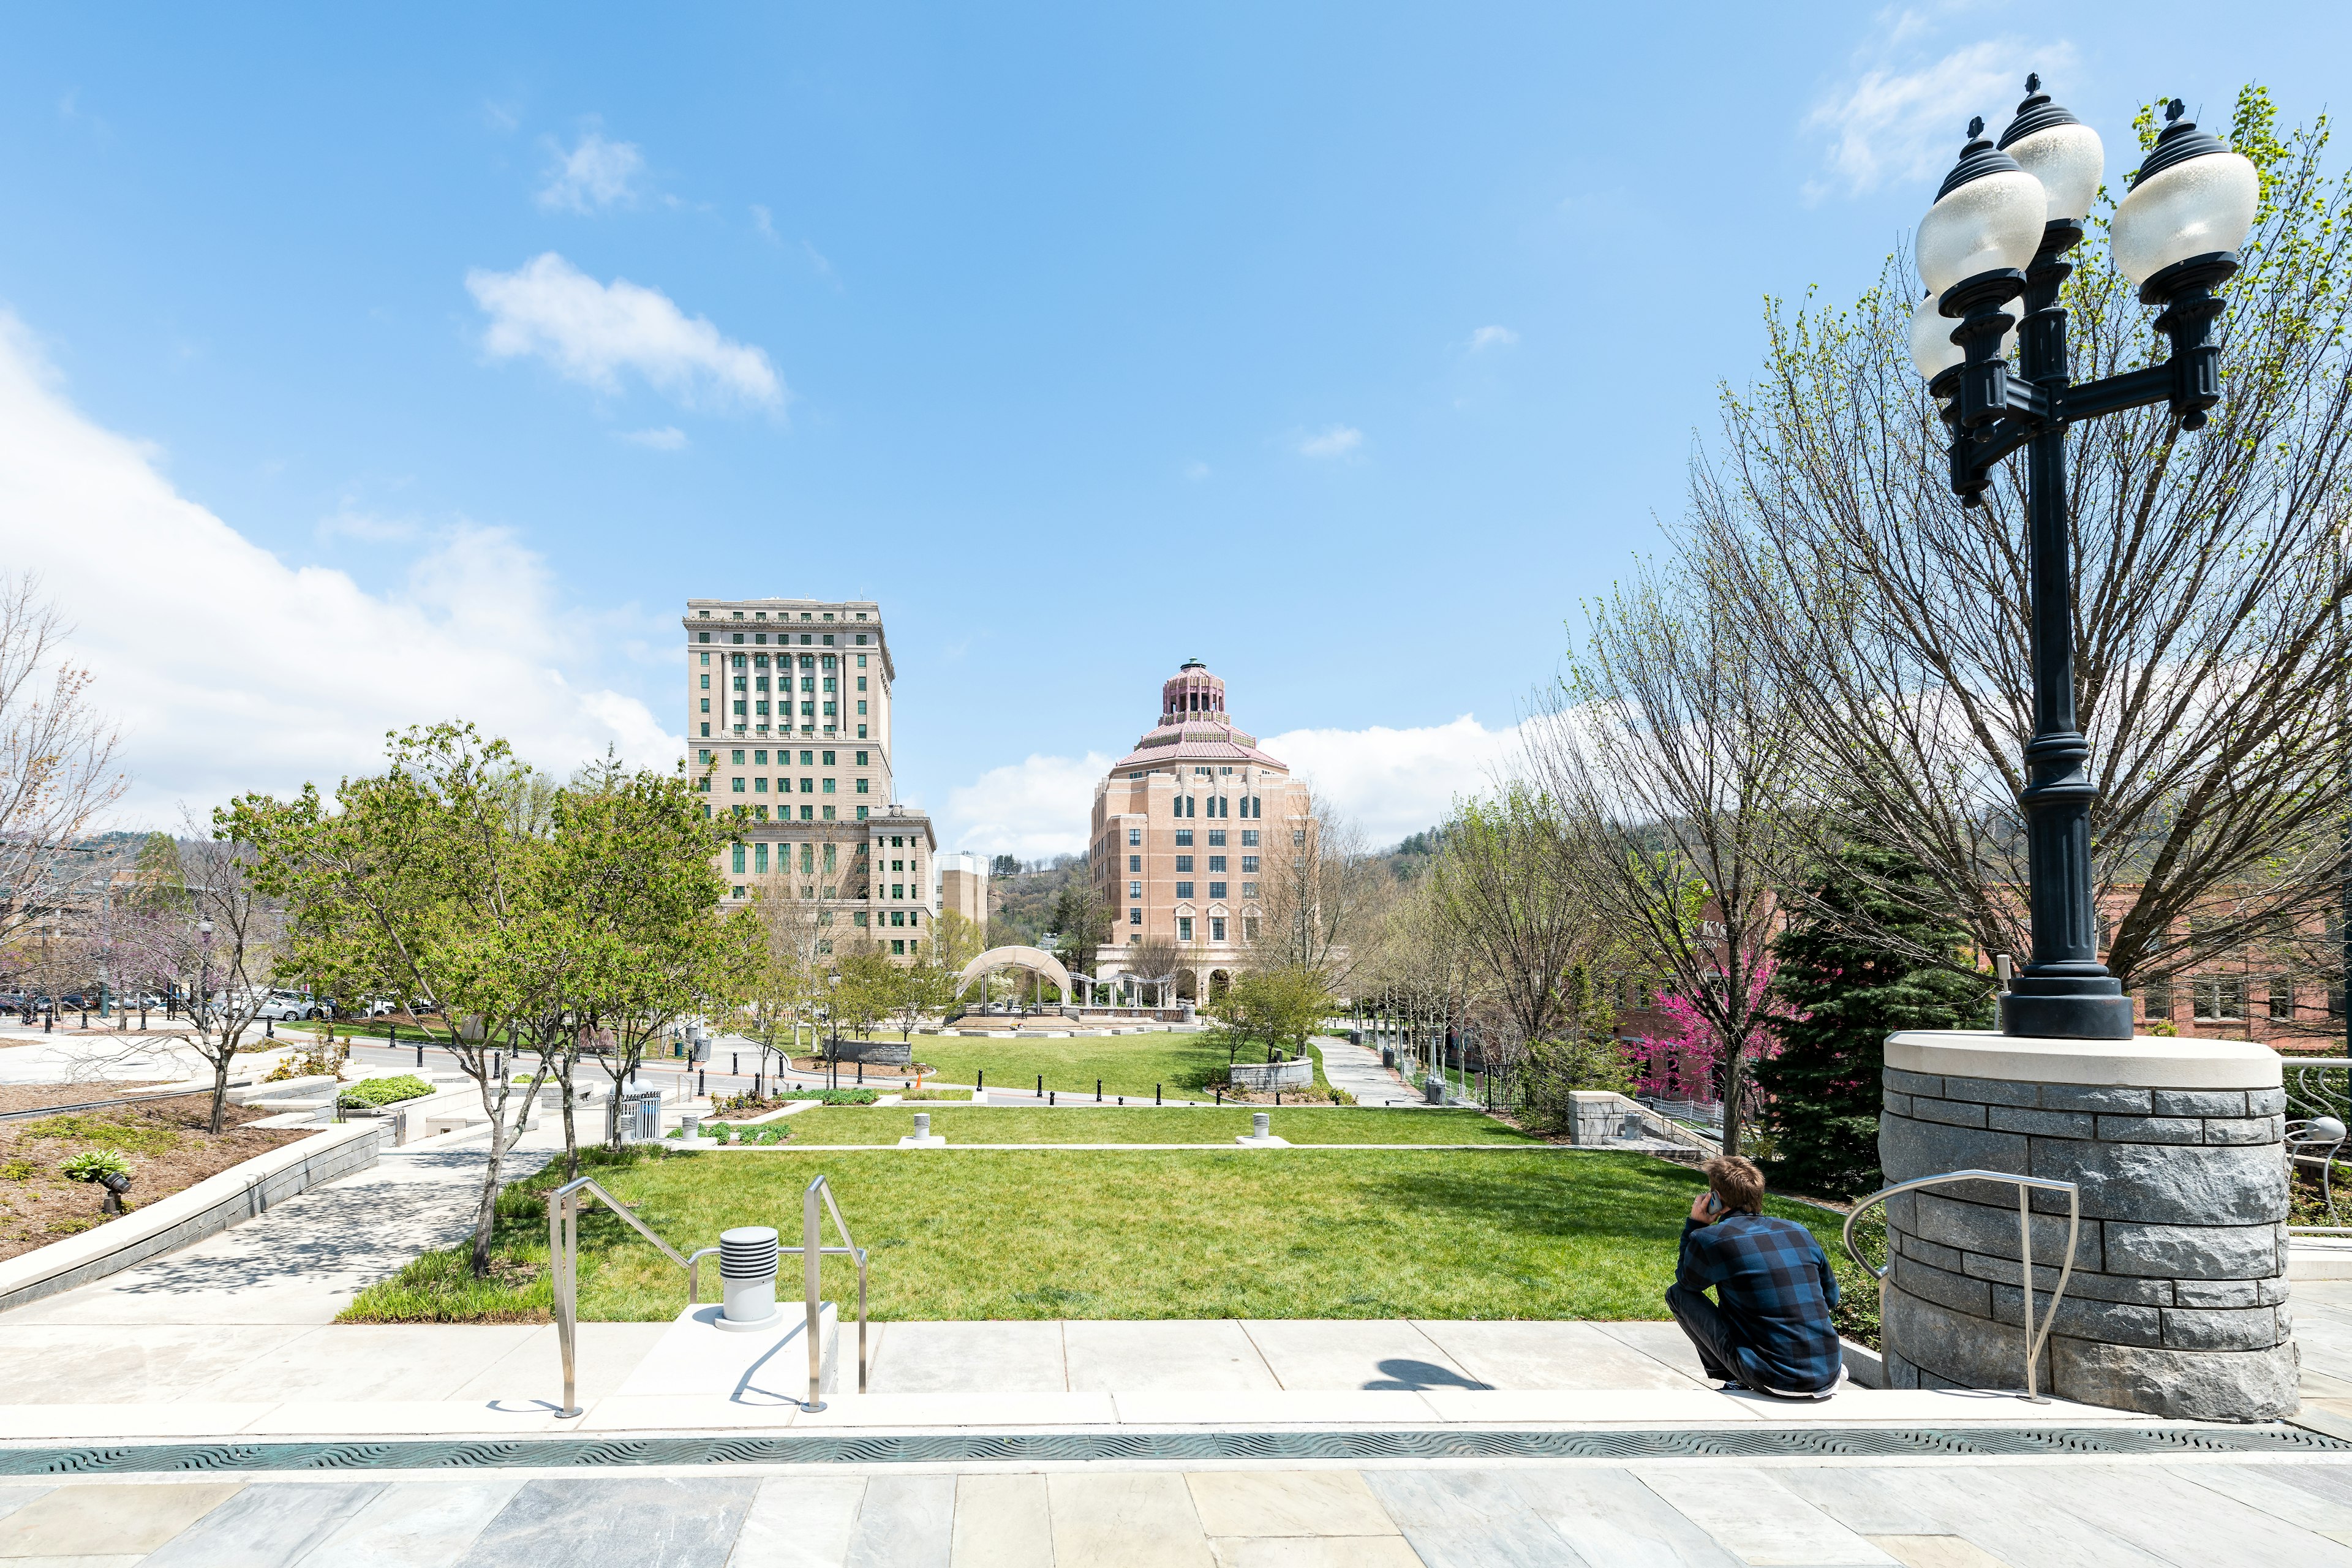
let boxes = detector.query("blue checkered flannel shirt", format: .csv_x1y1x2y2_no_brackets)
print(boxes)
1676,1212,1842,1393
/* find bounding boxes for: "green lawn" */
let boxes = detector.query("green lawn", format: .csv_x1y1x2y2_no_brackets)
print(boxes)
345,1144,1875,1330
900,1034,1333,1101
767,1106,1536,1145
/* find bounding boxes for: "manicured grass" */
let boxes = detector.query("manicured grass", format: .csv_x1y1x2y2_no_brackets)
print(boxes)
907,1035,1332,1101
344,1145,1866,1326
769,1107,1537,1145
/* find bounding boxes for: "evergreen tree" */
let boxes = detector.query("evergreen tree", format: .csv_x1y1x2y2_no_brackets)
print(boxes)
1759,840,1992,1197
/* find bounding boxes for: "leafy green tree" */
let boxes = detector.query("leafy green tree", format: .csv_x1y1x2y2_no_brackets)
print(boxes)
1759,840,1992,1198
1224,965,1337,1063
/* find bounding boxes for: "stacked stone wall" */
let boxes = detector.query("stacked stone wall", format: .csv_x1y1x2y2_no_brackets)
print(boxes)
1878,1064,2294,1419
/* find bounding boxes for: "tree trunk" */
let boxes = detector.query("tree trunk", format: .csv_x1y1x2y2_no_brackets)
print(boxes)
208,1047,229,1135
469,1076,513,1278
1721,1039,1746,1158
560,1071,578,1183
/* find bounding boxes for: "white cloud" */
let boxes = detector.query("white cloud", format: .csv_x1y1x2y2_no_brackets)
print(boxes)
1467,325,1519,352
1803,21,2075,199
620,426,688,450
538,130,645,213
0,311,677,826
943,752,1117,863
936,715,1529,862
1297,425,1363,460
1262,715,1528,846
315,510,418,544
466,253,784,409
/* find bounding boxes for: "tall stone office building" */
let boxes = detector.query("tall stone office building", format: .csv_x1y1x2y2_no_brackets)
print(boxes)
685,598,936,960
1090,659,1310,998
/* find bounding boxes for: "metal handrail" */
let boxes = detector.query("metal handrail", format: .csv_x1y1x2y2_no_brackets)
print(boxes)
779,1174,869,1411
1842,1168,2081,1404
548,1175,721,1419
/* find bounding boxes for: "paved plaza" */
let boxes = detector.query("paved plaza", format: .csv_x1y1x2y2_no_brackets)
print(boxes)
7,1028,2352,1561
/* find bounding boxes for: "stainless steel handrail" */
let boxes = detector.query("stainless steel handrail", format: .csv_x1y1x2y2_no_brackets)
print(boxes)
1842,1168,2081,1404
778,1174,869,1411
548,1175,721,1419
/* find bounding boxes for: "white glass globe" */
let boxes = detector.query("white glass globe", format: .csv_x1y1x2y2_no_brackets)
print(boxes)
1909,293,1964,380
1917,169,2048,293
2003,121,2104,222
2111,150,2260,284
1908,293,2021,382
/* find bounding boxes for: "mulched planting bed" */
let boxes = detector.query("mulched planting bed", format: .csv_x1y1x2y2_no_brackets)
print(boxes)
0,1090,309,1262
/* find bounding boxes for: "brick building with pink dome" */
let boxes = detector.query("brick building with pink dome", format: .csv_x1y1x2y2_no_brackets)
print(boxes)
1088,658,1311,1000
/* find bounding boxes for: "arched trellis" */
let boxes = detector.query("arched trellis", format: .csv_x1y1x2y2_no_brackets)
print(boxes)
954,946,1072,1009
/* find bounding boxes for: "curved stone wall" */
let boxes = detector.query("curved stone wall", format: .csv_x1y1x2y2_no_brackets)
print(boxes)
1877,1030,2294,1421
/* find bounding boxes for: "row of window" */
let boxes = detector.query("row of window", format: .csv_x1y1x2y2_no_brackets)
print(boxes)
2143,976,2347,1022
709,804,870,821
703,723,870,739
723,675,864,693
734,842,842,875
698,627,874,646
707,650,870,671
723,777,869,795
703,606,872,622
720,701,859,719
706,748,872,767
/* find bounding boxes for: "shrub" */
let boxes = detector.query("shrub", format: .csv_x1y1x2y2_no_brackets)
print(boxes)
1,1159,35,1181
60,1148,130,1183
337,1074,434,1109
780,1088,877,1106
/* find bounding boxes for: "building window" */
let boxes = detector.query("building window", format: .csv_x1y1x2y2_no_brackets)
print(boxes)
1129,909,1142,925
1240,856,1258,873
2192,977,2245,1021
1175,855,1194,873
1241,882,1257,899
731,843,745,873
1178,917,1194,941
733,886,745,898
698,633,710,644
892,939,905,955
2143,981,2173,1020
1292,830,1306,845
755,843,769,873
1128,828,1142,846
731,750,746,764
1129,880,1142,899
856,778,870,794
1241,831,1259,847
823,805,836,820
1212,918,1226,943
1207,829,1226,847
1208,882,1227,899
856,806,869,820
1128,855,1140,872
799,777,813,793
2271,978,2295,1020
800,805,813,821
754,778,768,793
731,778,745,793
1242,916,1259,943
1175,829,1193,847
1207,856,1226,872
1176,881,1194,899
858,700,868,715
823,778,837,793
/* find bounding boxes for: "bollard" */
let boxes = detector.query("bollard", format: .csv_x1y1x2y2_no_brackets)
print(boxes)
717,1226,782,1330
857,1062,864,1084
1215,1088,1222,1105
978,1069,984,1092
733,1052,740,1079
914,1112,930,1139
1156,1084,1162,1104
1036,1074,1043,1096
266,1019,274,1038
1096,1079,1102,1102
1254,1112,1270,1138
416,1042,424,1068
1050,1090,1056,1106
699,1069,707,1096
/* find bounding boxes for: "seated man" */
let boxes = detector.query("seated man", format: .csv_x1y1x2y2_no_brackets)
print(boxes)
1665,1155,1844,1398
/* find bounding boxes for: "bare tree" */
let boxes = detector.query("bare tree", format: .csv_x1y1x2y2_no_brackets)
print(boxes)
1427,786,1603,1047
0,574,127,956
120,821,285,1132
1524,557,1807,1156
1254,783,1381,989
1687,89,2352,996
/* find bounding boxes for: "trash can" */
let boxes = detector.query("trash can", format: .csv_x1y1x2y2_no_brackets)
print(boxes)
620,1091,663,1142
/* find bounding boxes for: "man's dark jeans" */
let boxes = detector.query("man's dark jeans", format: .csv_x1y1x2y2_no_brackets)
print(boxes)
1665,1282,1744,1385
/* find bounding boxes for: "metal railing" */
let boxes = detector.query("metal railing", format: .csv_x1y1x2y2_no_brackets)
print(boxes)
785,1175,869,1412
549,1177,720,1419
1843,1168,2081,1404
546,1172,870,1419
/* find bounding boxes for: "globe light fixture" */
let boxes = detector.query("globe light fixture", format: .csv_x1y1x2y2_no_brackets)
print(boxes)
1905,79,2250,1041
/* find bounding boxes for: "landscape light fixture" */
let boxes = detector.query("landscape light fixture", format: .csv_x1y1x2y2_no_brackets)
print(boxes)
1909,79,2258,1038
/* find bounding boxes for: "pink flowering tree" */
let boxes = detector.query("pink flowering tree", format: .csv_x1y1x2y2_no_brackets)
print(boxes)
1624,950,1794,1117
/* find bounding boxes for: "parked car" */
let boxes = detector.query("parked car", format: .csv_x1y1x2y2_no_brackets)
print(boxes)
252,995,312,1022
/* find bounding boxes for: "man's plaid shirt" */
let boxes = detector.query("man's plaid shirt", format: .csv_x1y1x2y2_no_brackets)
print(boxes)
1676,1213,1842,1393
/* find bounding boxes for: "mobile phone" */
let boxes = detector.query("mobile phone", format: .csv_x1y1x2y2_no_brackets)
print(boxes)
1703,1194,1723,1219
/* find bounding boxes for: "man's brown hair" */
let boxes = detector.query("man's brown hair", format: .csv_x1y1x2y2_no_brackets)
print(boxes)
1703,1155,1765,1215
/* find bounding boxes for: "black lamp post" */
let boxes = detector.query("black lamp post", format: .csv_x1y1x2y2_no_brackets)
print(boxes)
1913,79,2259,1039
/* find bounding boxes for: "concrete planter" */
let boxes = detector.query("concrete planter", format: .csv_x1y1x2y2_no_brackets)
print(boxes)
1878,1029,2291,1420
828,1040,913,1066
1229,1058,1314,1094
0,1120,387,1313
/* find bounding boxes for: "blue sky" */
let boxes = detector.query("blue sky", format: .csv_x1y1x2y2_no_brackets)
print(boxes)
5,2,2346,856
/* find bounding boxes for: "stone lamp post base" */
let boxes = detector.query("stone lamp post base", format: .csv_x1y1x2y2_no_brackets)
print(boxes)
1879,1029,2294,1421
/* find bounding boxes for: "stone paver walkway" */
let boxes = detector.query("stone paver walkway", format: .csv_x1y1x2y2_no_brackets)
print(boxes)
11,1457,2352,1565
